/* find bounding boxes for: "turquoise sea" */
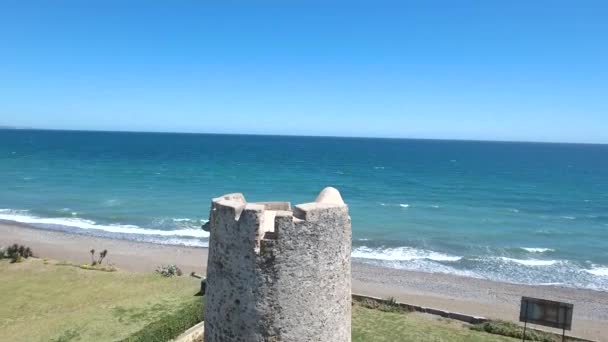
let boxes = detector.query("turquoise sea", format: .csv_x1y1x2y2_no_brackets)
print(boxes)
1,129,607,290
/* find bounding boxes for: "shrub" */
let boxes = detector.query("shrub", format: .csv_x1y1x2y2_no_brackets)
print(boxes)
120,299,204,342
156,264,183,277
377,296,408,313
354,296,410,313
470,320,555,342
385,296,398,306
4,243,34,262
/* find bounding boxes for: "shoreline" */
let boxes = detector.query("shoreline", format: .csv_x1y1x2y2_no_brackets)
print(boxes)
1,221,606,341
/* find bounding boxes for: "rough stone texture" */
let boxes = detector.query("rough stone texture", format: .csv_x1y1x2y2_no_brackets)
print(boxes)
204,187,352,342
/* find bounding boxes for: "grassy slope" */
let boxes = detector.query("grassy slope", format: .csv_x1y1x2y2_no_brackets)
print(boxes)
2,258,518,342
0,258,200,342
352,304,518,342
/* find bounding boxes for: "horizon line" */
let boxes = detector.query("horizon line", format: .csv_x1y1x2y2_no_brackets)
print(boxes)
1,126,606,146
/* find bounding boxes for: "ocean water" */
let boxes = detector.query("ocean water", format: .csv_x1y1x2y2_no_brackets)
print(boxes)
1,129,608,290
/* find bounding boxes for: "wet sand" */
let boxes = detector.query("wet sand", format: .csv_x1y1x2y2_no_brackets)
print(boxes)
1,221,606,341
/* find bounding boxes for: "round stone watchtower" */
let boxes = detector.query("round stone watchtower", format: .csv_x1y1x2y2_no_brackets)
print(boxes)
203,187,352,342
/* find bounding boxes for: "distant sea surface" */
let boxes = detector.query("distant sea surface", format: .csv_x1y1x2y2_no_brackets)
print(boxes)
1,129,608,290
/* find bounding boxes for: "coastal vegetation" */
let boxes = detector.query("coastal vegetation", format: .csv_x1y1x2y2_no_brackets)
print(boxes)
156,264,183,277
0,257,201,341
56,260,117,272
120,299,203,342
470,320,554,342
356,295,412,314
89,248,109,266
0,243,33,263
352,303,519,342
1,256,530,342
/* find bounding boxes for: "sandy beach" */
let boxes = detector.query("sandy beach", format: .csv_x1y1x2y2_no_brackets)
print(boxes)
1,220,606,341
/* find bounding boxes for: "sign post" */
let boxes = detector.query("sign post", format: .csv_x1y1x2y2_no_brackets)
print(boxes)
519,297,573,342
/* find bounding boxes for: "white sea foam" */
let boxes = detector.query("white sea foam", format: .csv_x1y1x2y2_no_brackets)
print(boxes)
173,218,194,222
586,267,608,277
499,257,558,266
0,209,209,238
352,246,462,262
0,208,29,214
146,237,208,247
521,247,554,253
430,205,440,208
378,203,410,208
561,216,576,220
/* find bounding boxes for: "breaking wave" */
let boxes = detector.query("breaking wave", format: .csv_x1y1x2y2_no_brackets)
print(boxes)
0,209,208,246
520,247,555,253
586,266,608,277
499,257,558,266
352,244,608,291
353,246,461,262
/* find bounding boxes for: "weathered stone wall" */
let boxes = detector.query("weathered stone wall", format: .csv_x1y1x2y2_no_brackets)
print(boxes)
203,188,352,342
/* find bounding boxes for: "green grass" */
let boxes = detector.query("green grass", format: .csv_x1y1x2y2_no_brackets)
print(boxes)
352,303,519,342
0,258,201,342
1,258,530,342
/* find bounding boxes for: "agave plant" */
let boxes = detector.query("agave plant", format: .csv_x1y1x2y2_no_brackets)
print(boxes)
156,264,183,277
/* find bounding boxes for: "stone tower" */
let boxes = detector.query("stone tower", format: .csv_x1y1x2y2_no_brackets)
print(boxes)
203,187,352,342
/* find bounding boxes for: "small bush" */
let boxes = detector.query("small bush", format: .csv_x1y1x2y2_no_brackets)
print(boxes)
385,296,398,306
354,297,410,314
470,320,555,342
4,243,34,262
156,264,183,277
120,299,204,342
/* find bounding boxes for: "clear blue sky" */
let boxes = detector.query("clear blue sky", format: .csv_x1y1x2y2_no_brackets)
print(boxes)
1,1,607,143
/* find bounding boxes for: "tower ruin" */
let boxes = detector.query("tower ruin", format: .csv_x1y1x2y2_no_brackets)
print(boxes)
203,187,352,342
